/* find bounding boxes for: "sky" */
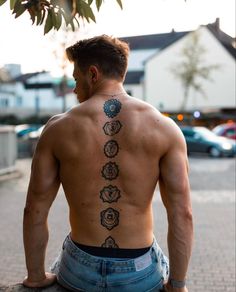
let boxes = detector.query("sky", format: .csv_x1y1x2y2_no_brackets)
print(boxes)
0,0,235,76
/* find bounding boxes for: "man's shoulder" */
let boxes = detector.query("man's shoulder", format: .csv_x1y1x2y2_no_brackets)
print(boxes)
40,111,75,139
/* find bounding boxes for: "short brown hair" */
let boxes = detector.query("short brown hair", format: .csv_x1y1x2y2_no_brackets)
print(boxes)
66,35,129,80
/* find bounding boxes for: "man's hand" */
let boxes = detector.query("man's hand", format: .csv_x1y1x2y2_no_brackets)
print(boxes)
23,272,57,288
163,282,188,292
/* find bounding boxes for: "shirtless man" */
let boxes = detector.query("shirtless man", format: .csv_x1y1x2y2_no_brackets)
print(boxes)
23,35,193,291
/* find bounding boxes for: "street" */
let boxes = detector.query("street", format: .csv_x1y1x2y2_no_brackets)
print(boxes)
0,157,235,291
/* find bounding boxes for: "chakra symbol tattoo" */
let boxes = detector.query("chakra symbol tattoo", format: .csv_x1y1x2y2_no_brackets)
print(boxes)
103,99,122,118
104,140,119,158
101,236,119,248
103,120,122,136
100,208,119,230
100,185,121,203
101,162,119,180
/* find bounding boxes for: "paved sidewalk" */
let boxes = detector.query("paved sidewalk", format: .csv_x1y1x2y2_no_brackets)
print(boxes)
0,158,235,291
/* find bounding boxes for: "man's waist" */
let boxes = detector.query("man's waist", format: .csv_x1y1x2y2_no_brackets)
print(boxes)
71,239,151,258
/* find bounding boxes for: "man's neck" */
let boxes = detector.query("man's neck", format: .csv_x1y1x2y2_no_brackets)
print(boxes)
92,79,125,97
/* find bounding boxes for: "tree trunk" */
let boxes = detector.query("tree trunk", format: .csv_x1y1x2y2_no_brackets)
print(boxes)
180,87,189,111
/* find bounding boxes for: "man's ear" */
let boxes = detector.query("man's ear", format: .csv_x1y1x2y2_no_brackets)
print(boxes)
88,65,99,83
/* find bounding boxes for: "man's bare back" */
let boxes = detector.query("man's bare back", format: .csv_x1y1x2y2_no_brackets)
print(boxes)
23,35,192,291
38,94,173,248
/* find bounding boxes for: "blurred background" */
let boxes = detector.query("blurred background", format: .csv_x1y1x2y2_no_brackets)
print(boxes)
0,0,235,290
0,0,235,163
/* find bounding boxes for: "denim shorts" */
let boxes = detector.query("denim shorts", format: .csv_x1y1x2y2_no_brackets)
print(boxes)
51,234,169,292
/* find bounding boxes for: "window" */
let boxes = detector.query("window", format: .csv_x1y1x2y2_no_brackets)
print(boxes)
16,96,23,107
225,128,236,138
0,98,9,107
182,130,194,138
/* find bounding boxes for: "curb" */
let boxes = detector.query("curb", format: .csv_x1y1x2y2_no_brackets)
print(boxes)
0,283,67,291
0,170,22,183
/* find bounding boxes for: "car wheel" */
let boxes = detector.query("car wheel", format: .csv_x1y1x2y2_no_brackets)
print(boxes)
209,147,221,157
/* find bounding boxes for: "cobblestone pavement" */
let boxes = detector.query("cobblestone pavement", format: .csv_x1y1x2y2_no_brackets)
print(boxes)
0,157,235,291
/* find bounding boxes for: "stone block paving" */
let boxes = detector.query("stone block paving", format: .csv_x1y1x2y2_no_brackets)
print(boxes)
0,157,235,291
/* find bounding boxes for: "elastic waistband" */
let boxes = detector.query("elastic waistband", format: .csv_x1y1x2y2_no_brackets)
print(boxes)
72,240,151,258
62,235,162,273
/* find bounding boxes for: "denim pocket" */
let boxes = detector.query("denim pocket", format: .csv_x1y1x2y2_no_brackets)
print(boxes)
58,272,85,291
146,278,164,292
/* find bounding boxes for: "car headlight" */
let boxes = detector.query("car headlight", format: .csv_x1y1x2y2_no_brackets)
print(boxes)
221,143,232,150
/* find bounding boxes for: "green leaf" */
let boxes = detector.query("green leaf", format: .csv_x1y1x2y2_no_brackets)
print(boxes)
95,0,102,11
10,0,17,10
0,0,7,6
30,10,36,24
36,10,42,25
40,9,46,25
69,18,75,31
12,0,21,13
79,0,96,22
88,0,93,4
61,10,71,25
55,10,62,30
44,9,54,34
13,1,26,18
51,8,57,26
116,0,123,9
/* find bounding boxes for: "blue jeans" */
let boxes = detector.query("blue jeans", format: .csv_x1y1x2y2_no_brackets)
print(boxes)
51,235,169,292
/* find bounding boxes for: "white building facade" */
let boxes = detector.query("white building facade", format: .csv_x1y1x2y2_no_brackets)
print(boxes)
1,20,235,119
145,26,235,112
122,20,235,116
0,67,76,118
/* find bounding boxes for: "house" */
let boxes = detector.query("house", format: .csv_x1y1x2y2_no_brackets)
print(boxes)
121,30,190,100
122,18,236,117
1,19,235,120
0,64,75,118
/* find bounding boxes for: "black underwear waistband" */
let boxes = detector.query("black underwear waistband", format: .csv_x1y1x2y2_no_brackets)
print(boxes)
72,240,151,258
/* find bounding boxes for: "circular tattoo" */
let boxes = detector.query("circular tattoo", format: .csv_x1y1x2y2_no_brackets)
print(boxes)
101,162,119,180
100,208,119,230
100,185,121,203
103,99,122,118
103,120,122,136
104,140,119,158
101,236,119,248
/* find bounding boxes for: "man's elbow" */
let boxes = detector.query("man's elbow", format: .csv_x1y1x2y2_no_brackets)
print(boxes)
23,203,48,225
168,206,193,227
183,207,193,222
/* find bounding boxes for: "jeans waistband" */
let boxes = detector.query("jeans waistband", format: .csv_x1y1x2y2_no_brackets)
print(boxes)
63,235,162,273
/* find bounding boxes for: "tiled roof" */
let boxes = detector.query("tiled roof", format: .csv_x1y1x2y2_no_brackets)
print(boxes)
13,71,47,82
121,22,235,59
124,70,144,85
206,23,236,59
121,31,190,50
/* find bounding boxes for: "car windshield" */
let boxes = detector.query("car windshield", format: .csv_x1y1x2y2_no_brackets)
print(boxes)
195,127,218,139
212,126,222,135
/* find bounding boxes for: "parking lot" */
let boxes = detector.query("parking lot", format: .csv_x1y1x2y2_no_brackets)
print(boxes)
0,156,235,291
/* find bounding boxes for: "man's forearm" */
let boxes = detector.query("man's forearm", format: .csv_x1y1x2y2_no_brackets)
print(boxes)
167,209,193,281
23,206,49,281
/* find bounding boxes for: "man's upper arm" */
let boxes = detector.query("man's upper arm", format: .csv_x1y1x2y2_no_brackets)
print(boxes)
25,121,60,213
159,124,191,214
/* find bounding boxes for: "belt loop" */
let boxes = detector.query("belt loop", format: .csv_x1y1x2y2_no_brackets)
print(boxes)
62,234,69,250
101,260,106,277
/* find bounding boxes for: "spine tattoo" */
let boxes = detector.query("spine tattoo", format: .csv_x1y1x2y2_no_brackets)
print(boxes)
100,98,124,248
100,185,121,203
101,236,119,248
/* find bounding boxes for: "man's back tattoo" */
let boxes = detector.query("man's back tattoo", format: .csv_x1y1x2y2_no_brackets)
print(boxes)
100,97,123,248
103,99,122,118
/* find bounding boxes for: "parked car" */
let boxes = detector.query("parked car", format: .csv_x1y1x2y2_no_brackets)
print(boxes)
180,126,234,157
212,123,236,140
15,124,42,138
